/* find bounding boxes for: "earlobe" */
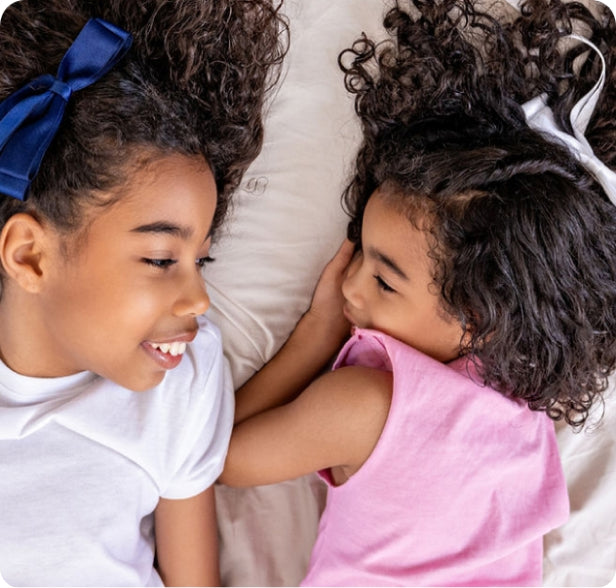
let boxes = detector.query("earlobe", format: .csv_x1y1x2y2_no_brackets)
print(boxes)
0,213,47,293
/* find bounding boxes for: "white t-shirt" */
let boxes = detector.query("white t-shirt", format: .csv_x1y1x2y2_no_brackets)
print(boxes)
0,317,234,587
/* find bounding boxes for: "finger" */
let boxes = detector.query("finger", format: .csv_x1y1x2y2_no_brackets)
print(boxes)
330,239,356,270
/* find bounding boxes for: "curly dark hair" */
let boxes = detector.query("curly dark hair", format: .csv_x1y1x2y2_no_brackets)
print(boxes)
0,0,287,234
340,0,616,428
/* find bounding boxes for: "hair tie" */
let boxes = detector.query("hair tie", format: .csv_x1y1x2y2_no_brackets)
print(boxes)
0,18,132,201
522,34,616,206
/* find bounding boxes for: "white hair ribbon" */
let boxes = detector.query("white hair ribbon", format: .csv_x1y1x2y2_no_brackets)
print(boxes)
521,34,616,206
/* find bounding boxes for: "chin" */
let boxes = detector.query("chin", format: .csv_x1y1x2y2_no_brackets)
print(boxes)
110,371,166,393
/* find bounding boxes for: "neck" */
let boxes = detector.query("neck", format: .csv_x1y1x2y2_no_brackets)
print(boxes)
0,285,72,378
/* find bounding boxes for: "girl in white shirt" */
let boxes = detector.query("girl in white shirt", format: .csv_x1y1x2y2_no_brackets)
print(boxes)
0,0,286,585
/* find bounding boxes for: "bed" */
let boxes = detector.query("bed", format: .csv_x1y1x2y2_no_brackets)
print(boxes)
206,0,616,585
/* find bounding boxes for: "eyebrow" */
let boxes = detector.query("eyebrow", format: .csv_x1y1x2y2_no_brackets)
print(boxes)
367,246,409,280
131,221,213,241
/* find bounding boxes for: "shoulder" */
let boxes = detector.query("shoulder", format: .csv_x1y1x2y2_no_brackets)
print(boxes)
165,317,229,396
156,319,234,498
293,366,393,472
221,365,393,486
295,365,392,418
153,318,233,445
190,316,225,369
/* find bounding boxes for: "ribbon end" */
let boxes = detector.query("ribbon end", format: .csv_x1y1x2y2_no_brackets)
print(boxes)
0,169,30,201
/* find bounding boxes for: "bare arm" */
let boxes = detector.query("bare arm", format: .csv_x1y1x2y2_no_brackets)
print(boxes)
221,365,393,487
154,487,219,586
234,240,355,424
221,239,391,486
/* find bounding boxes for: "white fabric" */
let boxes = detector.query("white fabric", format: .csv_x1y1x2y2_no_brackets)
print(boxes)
0,317,234,587
206,0,388,390
522,34,616,205
543,387,616,587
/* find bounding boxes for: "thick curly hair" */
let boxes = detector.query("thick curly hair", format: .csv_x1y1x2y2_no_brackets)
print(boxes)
340,0,616,428
0,0,287,233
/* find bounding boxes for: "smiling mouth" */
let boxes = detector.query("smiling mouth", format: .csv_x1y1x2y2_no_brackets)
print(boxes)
142,331,197,370
147,341,186,356
142,341,187,371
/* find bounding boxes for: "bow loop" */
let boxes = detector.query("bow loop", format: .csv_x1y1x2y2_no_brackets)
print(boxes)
0,18,132,201
522,35,616,206
26,75,58,94
56,19,133,92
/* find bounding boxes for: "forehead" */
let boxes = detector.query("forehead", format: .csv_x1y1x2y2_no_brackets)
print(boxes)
362,190,434,271
88,153,217,233
364,189,429,241
372,184,433,226
123,152,216,205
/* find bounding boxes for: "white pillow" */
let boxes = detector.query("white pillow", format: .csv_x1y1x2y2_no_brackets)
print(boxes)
206,0,388,388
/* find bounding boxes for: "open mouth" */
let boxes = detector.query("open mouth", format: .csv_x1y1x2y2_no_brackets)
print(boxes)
147,341,186,356
142,329,198,371
142,337,194,370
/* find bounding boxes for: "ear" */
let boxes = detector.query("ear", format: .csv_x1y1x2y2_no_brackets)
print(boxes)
0,213,48,293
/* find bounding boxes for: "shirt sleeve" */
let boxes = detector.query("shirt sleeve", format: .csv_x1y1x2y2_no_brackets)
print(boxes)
160,320,235,500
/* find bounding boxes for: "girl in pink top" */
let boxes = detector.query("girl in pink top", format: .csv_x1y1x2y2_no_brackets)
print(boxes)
220,1,616,585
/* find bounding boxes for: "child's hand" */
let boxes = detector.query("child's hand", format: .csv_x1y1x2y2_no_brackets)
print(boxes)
301,239,356,351
233,239,357,424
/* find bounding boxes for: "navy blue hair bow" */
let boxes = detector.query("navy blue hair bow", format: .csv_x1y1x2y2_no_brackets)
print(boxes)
0,18,132,201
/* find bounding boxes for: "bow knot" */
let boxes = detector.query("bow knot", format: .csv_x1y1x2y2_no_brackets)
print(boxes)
0,18,132,201
48,79,73,102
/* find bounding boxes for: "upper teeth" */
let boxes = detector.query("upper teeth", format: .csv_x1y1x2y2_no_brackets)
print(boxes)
150,342,187,356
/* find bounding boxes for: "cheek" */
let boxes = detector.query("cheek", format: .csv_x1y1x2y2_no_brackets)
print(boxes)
46,260,147,328
43,266,90,312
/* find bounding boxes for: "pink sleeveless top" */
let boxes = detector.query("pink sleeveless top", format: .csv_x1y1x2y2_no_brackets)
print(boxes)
302,328,569,586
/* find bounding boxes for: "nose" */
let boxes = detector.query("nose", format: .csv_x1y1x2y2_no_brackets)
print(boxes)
173,271,211,317
341,253,364,309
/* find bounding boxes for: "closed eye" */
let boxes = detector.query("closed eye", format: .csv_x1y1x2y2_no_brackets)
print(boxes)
374,275,395,293
197,256,215,268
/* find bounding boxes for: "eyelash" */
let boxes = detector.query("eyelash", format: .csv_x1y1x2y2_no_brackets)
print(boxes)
143,256,215,269
197,256,215,268
374,275,395,293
